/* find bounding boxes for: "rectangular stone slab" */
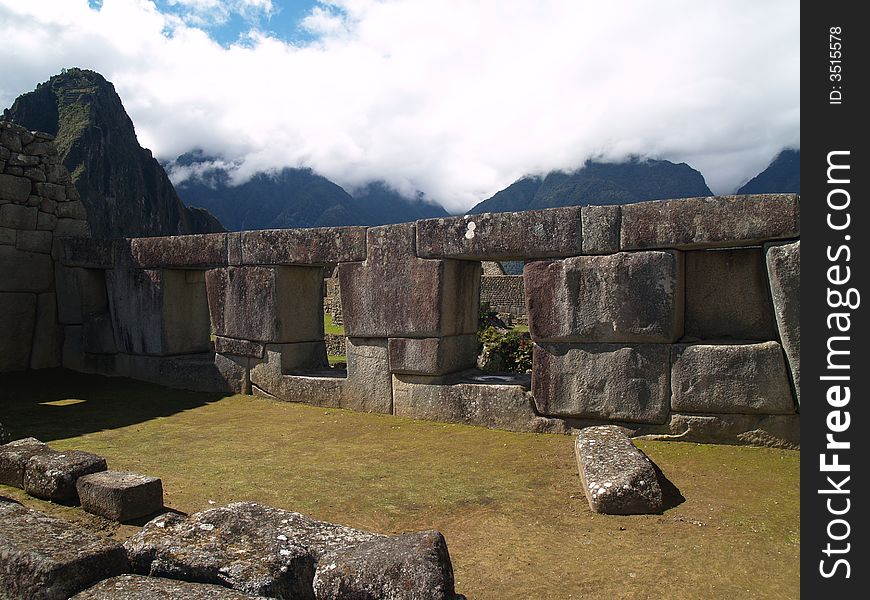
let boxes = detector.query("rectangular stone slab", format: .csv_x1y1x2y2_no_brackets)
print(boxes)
671,342,797,414
620,194,799,250
415,207,583,260
532,343,671,424
765,241,800,405
0,501,128,600
24,449,108,503
525,251,684,343
128,233,228,268
240,226,367,265
388,334,479,375
76,471,164,522
581,205,620,254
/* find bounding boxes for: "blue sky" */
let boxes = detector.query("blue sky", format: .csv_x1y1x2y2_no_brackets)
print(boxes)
1,1,799,211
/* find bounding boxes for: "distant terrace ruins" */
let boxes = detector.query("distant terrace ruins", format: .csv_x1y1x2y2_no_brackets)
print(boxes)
1,121,800,448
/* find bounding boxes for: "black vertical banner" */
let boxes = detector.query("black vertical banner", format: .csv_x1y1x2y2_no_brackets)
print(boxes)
802,2,868,597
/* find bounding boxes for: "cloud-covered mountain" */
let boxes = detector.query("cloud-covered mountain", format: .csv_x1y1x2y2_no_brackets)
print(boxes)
737,149,800,195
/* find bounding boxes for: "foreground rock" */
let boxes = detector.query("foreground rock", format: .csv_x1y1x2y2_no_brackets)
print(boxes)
71,575,271,599
0,437,53,488
574,426,663,515
0,501,128,600
23,449,107,502
76,470,164,521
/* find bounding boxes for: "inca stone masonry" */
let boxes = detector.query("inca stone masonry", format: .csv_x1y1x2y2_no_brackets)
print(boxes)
0,122,801,447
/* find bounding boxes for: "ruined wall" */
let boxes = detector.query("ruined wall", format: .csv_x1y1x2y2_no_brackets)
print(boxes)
47,194,799,447
0,122,89,372
479,275,525,320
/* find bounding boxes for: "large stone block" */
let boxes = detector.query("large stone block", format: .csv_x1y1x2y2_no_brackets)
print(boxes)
107,268,211,355
30,292,63,369
345,338,392,413
129,233,228,268
0,176,32,204
59,237,114,268
24,449,108,502
54,217,89,237
82,312,117,354
0,245,53,291
671,342,796,414
72,575,272,599
120,353,241,394
575,426,663,514
637,413,800,449
0,502,128,600
240,226,368,265
0,292,37,372
339,223,480,338
393,372,565,433
684,248,775,340
125,501,381,598
388,334,479,375
766,241,800,404
0,437,52,488
76,471,164,522
581,205,620,254
532,344,671,424
55,266,108,324
15,229,52,253
525,251,684,343
214,335,265,358
62,325,85,371
250,344,345,407
620,194,799,250
206,265,324,343
416,207,583,260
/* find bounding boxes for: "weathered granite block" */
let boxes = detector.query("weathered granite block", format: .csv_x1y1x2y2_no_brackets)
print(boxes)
30,292,63,369
129,233,228,268
214,335,265,358
54,217,89,238
34,182,66,202
76,471,164,521
107,268,211,355
575,425,663,514
56,199,87,220
0,437,52,488
81,312,117,354
525,251,684,343
340,223,480,338
766,241,800,405
250,343,343,406
637,413,800,449
581,205,621,254
206,265,324,343
0,226,15,245
15,229,52,253
671,342,796,414
55,265,108,324
0,173,32,203
240,226,368,265
59,237,114,269
125,502,381,598
0,502,128,600
685,248,775,340
24,449,108,502
388,334,479,375
71,575,272,599
313,531,456,600
214,352,251,394
0,292,37,372
621,194,799,250
345,338,393,413
415,207,583,260
0,245,53,291
532,344,671,423
392,372,565,433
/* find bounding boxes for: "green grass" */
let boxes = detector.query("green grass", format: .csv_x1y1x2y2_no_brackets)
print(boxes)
0,370,799,600
324,313,345,336
327,354,346,365
511,323,529,333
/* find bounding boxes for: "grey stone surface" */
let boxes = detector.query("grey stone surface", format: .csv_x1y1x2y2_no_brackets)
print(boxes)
129,233,228,268
71,575,272,599
125,501,381,598
36,210,57,230
0,226,15,245
581,205,621,254
525,252,684,343
250,345,345,408
55,266,108,324
0,292,37,372
766,241,800,405
393,372,566,433
671,342,796,414
59,237,114,269
0,246,53,292
684,248,775,340
56,199,88,220
54,217,90,238
241,226,368,265
0,501,128,600
214,352,251,394
30,292,63,369
82,312,117,354
76,471,163,522
416,207,583,260
107,268,211,355
24,449,108,502
214,335,265,359
15,229,52,253
340,224,480,338
34,182,66,202
62,325,85,371
119,353,241,394
621,194,800,250
388,335,479,376
313,531,456,600
206,265,324,343
575,426,663,514
0,178,33,204
532,344,671,423
637,413,800,449
345,338,393,413
0,437,52,488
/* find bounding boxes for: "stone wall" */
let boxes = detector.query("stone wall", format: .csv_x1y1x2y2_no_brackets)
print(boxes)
479,275,525,321
0,122,89,372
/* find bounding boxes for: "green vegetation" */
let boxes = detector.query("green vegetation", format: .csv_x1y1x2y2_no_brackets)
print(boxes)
478,326,533,372
0,370,799,600
324,313,345,336
327,354,346,366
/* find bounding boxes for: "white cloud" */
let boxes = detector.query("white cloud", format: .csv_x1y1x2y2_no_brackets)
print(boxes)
0,0,799,211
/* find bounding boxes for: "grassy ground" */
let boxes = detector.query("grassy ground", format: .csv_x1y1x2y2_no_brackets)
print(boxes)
324,313,345,336
0,370,799,599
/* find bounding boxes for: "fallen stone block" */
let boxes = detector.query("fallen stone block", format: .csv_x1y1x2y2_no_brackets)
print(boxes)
0,501,128,600
24,449,108,503
71,575,272,599
766,241,800,405
240,226,368,265
76,471,164,522
0,437,53,488
574,425,663,514
125,501,382,599
313,531,456,600
620,194,799,250
388,335,479,376
671,342,796,414
525,251,684,343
